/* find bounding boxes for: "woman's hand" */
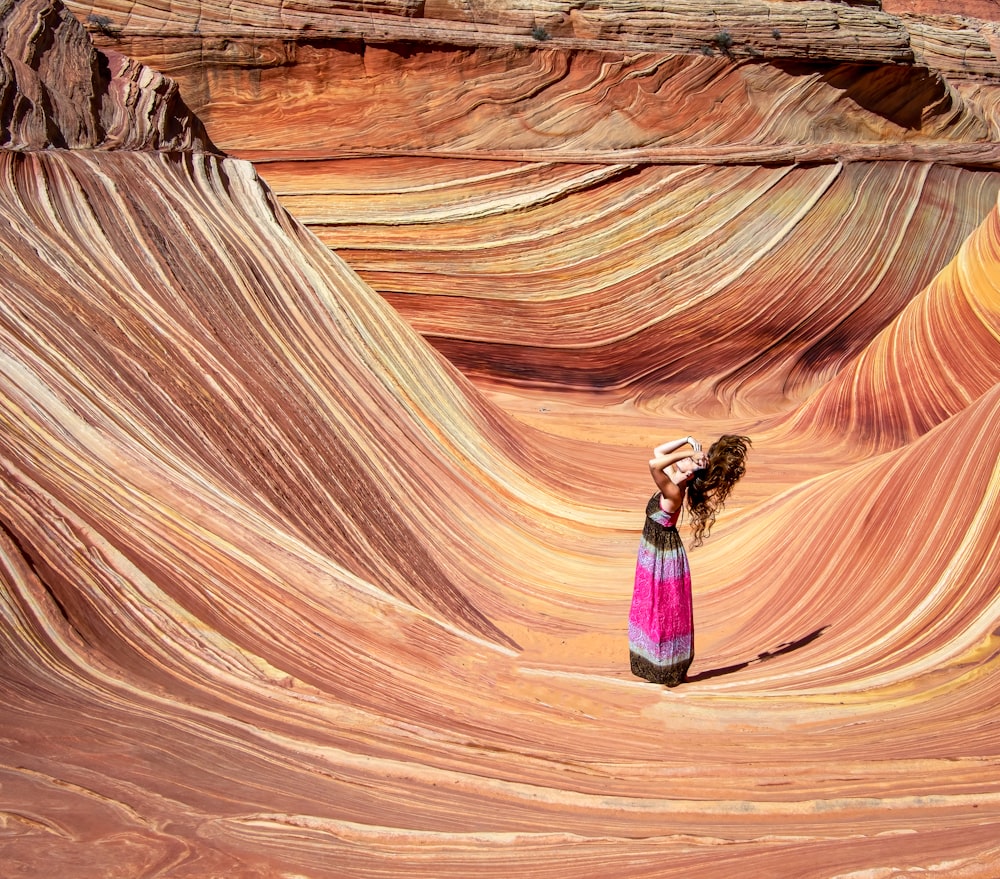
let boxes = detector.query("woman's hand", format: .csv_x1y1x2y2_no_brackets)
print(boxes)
674,452,707,477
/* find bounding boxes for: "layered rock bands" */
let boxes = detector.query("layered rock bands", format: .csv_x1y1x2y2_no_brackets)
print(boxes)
3,1,1000,877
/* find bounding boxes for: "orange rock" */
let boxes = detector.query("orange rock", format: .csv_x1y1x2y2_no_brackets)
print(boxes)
4,1,1000,877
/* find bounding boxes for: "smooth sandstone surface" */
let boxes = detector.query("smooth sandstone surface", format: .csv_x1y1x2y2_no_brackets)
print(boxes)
3,0,1000,876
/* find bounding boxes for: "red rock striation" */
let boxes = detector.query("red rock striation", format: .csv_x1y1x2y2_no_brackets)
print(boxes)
3,1,1000,877
64,1,1000,407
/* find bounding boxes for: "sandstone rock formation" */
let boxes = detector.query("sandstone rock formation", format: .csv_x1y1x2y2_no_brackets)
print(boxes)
3,0,1000,876
0,0,212,150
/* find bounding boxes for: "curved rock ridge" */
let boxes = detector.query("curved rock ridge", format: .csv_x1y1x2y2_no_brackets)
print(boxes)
0,148,531,649
1,0,213,150
265,156,1000,414
772,184,1000,453
3,1,1000,877
699,379,1000,696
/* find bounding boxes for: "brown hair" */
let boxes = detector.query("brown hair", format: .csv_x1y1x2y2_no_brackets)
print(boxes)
686,434,751,547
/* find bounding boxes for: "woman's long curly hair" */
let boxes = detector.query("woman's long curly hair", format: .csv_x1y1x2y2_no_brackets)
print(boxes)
686,434,751,547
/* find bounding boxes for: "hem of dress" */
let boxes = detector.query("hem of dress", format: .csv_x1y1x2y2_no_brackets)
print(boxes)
630,651,691,687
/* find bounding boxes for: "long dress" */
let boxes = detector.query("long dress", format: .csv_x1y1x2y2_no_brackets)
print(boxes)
628,492,693,686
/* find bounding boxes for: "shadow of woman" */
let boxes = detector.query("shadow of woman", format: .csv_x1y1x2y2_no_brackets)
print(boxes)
685,625,830,683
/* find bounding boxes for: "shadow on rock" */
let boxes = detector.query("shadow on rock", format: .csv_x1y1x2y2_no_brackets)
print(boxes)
685,625,830,683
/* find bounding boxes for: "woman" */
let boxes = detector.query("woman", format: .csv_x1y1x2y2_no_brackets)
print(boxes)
629,434,751,686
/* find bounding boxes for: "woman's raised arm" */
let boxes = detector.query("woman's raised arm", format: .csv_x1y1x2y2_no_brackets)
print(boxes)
648,437,704,507
653,436,699,457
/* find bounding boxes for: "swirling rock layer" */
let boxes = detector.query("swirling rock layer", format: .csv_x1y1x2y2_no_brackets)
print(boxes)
3,1,1000,877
